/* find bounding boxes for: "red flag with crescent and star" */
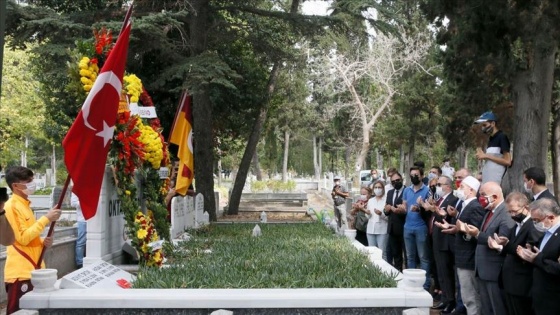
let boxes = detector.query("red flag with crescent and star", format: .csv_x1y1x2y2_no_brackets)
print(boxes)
169,91,194,195
62,7,133,220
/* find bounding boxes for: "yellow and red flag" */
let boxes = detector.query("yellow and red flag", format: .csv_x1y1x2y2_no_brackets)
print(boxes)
169,91,194,195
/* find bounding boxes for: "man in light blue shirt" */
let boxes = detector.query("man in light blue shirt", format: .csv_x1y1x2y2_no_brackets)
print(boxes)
400,166,431,291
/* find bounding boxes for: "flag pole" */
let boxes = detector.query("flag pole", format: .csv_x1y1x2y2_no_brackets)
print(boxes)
37,174,71,267
119,2,134,36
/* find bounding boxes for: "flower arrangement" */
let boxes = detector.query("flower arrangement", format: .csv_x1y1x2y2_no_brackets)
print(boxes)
78,57,98,93
133,211,164,267
67,27,171,266
137,120,164,169
124,74,142,103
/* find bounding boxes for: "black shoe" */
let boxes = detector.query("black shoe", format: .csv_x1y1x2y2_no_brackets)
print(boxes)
431,302,447,310
440,301,456,314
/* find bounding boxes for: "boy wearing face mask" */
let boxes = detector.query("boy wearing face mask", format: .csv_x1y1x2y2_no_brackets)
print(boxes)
3,166,61,314
474,111,512,185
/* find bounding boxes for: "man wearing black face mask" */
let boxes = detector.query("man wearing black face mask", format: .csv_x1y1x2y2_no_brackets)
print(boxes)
474,111,511,185
488,192,543,315
384,172,407,271
402,166,432,291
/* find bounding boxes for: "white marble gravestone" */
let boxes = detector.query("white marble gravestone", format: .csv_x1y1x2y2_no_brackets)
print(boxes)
170,196,187,239
60,261,135,289
83,166,126,266
194,193,208,228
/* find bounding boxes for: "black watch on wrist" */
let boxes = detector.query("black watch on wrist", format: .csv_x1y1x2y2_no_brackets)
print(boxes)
0,210,5,216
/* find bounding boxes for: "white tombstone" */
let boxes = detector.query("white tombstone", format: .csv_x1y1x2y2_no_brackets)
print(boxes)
83,166,126,266
194,193,207,228
186,195,195,228
170,196,188,239
60,261,135,289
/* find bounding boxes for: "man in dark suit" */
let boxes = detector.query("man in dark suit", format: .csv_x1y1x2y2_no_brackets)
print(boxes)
523,167,557,203
487,192,542,315
517,198,560,315
384,172,406,271
436,175,485,315
462,181,515,315
421,175,459,313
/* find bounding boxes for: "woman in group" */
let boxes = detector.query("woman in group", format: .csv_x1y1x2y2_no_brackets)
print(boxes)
365,180,389,261
351,186,371,246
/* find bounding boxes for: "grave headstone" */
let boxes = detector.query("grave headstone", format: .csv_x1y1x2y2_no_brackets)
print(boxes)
50,186,73,209
186,195,195,228
84,165,126,265
170,196,188,239
60,261,135,289
194,193,206,228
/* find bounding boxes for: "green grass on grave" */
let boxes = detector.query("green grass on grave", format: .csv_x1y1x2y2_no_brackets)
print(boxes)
133,223,397,289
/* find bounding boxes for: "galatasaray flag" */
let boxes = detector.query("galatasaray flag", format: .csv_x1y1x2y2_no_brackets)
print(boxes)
169,91,194,195
62,6,133,220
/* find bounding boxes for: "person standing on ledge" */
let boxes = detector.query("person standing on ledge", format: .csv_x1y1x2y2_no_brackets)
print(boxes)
0,187,16,246
474,111,511,185
3,166,61,314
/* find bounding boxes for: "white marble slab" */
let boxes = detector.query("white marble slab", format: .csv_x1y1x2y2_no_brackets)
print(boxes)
60,261,135,289
21,287,431,309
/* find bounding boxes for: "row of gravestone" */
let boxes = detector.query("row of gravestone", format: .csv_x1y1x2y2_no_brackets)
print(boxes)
170,193,210,240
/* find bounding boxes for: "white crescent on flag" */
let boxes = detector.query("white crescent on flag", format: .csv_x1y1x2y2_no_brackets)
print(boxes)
81,71,123,131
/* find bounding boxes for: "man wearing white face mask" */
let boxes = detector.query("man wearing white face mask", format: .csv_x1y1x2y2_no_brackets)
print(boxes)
517,198,560,315
3,166,61,314
522,167,556,203
435,175,485,315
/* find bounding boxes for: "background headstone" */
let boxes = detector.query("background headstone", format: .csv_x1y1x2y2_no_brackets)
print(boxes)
170,196,187,239
194,193,206,228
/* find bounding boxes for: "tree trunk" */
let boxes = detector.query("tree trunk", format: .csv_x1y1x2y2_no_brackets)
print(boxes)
252,152,262,181
406,141,415,175
503,47,557,194
313,135,320,180
376,148,383,170
318,137,323,179
227,63,281,214
282,130,290,182
189,0,216,221
399,144,405,174
354,126,370,187
552,100,560,197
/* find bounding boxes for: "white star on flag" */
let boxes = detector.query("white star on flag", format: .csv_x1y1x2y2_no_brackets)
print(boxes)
96,120,115,147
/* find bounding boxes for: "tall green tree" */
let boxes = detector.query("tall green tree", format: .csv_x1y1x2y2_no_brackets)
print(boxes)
422,0,560,192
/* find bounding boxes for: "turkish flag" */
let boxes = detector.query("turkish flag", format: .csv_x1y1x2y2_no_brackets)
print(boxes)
62,9,132,220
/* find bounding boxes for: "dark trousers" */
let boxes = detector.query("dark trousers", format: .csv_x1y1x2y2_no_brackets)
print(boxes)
434,248,456,304
505,293,534,315
355,229,368,246
427,235,440,292
5,280,33,315
386,233,406,271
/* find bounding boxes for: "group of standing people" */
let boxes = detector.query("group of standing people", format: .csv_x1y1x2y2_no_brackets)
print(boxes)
332,111,560,315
